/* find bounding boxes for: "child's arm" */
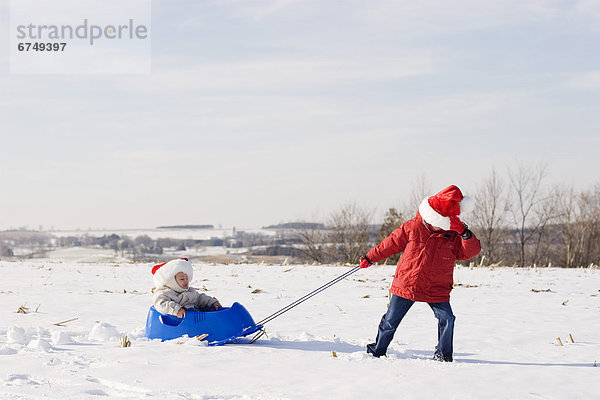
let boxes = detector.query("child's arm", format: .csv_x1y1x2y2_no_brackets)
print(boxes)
366,223,410,263
191,289,221,310
153,292,185,317
455,227,482,261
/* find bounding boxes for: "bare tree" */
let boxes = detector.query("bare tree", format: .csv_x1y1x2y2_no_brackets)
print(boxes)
506,162,548,267
296,222,329,263
579,183,600,266
530,192,558,266
472,167,508,265
552,185,586,267
327,202,374,264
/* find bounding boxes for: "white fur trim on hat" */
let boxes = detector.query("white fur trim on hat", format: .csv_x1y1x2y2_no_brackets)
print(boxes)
152,259,193,289
419,197,451,231
459,195,475,214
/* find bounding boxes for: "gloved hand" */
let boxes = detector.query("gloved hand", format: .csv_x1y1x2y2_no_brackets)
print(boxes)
449,217,466,234
359,254,373,268
450,218,472,240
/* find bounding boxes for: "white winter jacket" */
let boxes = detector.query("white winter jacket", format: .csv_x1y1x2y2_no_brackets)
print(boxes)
152,286,218,316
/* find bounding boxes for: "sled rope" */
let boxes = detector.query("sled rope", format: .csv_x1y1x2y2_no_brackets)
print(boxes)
256,266,360,326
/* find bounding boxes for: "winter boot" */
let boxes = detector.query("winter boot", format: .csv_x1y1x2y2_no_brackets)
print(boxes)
432,351,453,362
366,343,386,358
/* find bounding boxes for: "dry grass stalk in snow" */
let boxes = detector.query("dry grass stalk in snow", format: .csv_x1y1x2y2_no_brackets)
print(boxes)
556,337,564,346
16,304,29,314
531,288,552,293
120,336,131,348
53,317,78,327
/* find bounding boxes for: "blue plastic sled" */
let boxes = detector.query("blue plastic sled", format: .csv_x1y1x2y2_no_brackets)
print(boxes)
145,302,263,346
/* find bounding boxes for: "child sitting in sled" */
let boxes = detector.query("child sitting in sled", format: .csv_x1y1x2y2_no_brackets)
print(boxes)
151,258,222,318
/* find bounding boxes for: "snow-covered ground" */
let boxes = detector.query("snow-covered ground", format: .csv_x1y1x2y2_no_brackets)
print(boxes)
1,254,599,399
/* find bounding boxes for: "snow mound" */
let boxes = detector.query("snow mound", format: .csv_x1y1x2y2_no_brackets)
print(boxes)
7,326,28,345
126,326,146,340
89,322,121,342
0,345,18,355
51,330,73,345
27,338,54,352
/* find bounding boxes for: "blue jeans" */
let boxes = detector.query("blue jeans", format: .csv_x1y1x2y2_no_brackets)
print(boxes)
366,294,455,361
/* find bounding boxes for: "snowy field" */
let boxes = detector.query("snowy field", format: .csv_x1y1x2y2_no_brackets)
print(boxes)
1,256,599,399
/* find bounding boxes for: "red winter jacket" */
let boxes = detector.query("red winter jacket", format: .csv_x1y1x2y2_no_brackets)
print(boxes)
366,213,481,303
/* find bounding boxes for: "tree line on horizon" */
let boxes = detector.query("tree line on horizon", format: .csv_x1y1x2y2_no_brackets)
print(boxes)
1,163,598,268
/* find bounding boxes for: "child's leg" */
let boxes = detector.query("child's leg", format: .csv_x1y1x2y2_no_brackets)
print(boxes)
428,301,455,361
367,294,414,357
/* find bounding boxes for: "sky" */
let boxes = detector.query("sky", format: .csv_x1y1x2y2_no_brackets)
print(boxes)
1,0,599,230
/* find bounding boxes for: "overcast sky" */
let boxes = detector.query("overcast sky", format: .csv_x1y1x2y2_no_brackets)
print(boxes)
1,0,599,230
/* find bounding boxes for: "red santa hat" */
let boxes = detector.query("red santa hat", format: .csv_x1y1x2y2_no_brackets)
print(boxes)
418,185,474,231
151,258,193,288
